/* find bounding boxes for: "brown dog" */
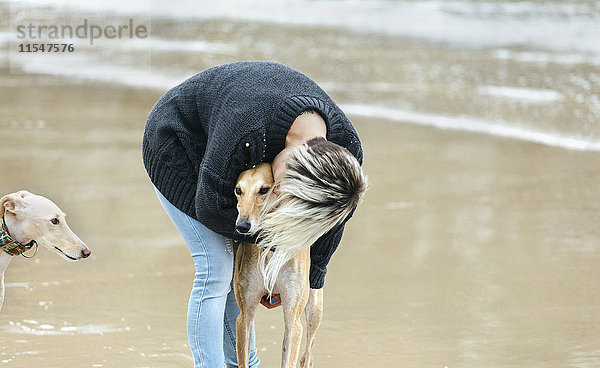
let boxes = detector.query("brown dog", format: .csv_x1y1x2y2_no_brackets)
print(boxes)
233,163,323,368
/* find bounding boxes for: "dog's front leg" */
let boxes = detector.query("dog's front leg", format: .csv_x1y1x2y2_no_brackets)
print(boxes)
0,253,11,312
281,285,309,368
234,244,262,368
299,288,323,368
281,307,303,368
235,289,261,368
236,305,257,368
0,271,4,311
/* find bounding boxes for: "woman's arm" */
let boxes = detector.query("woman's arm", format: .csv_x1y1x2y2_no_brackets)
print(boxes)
308,204,357,289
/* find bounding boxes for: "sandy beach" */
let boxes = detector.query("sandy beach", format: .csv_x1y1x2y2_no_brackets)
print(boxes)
1,1,600,367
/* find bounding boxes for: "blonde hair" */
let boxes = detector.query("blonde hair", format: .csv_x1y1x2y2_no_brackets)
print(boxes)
255,138,368,294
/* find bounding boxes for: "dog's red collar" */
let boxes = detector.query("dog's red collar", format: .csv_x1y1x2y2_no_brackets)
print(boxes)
0,216,37,257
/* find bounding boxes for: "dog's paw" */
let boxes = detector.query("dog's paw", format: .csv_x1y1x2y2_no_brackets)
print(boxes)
299,355,312,368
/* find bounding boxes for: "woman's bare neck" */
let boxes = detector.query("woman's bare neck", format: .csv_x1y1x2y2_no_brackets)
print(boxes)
285,110,327,147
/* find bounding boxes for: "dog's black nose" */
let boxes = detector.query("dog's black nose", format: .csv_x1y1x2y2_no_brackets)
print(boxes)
81,248,91,258
235,219,251,233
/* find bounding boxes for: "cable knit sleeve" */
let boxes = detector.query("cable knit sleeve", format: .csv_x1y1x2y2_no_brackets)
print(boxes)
309,223,344,289
309,206,357,289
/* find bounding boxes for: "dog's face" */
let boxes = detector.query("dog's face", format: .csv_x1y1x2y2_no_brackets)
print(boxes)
234,163,274,235
0,191,91,261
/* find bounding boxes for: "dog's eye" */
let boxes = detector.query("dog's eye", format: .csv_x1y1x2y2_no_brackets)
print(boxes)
50,218,59,225
259,187,270,195
235,187,242,195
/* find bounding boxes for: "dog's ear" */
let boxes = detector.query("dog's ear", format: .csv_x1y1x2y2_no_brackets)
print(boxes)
16,190,33,198
0,193,26,217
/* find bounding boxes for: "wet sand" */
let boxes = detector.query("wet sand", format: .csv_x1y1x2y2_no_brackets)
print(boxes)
0,70,599,367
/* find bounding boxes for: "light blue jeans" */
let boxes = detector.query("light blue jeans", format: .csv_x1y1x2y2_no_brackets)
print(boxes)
155,188,260,368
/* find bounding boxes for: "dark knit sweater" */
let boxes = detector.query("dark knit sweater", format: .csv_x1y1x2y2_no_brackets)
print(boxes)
142,61,363,288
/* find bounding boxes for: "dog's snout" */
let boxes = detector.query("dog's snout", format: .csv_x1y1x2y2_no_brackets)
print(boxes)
235,219,251,233
81,248,91,258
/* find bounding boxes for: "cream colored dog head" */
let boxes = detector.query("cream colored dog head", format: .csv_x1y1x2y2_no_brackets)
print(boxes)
0,191,90,261
234,163,274,235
